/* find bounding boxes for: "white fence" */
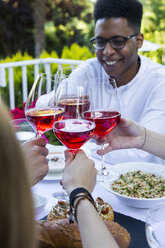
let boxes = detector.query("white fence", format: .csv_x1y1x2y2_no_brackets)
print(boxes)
0,58,83,109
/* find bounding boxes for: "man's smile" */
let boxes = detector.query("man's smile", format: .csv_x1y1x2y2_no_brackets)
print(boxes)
103,60,119,66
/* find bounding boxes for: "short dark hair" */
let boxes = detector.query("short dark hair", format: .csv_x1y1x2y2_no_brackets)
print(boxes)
94,0,143,32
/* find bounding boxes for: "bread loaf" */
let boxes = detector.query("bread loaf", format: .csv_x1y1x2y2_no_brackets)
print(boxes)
37,218,131,248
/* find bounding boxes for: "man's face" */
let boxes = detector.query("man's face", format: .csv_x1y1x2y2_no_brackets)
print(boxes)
95,18,143,86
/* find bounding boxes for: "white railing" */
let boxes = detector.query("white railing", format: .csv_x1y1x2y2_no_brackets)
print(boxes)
0,58,83,109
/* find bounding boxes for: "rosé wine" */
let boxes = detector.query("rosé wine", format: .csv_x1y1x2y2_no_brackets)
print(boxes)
83,110,120,137
59,97,90,119
53,119,95,153
26,108,64,135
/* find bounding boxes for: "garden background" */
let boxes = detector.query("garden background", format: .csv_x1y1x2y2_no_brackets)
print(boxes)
0,0,164,144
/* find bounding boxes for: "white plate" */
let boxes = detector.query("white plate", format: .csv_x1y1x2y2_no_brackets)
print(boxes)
101,162,165,209
33,193,47,214
46,145,65,173
43,171,63,181
46,144,91,174
48,154,65,173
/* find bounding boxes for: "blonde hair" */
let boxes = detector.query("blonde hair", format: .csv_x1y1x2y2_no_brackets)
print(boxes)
0,103,36,248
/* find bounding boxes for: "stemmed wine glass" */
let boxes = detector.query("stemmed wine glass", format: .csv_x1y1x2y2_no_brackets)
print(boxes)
11,118,36,143
146,202,165,248
52,77,95,199
25,73,64,137
83,77,121,181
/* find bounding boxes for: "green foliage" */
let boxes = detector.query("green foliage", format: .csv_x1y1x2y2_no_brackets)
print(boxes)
0,44,94,109
44,130,62,146
0,0,94,58
140,0,165,63
141,0,165,33
45,21,60,55
0,52,34,108
46,0,94,56
61,43,94,61
139,49,163,64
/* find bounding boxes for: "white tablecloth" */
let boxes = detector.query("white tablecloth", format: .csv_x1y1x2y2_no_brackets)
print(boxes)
32,179,148,222
32,143,148,222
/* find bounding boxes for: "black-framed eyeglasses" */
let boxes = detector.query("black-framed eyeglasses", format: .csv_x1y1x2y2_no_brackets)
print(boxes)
90,33,139,50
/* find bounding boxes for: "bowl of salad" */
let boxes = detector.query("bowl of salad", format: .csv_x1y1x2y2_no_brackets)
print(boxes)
101,162,165,208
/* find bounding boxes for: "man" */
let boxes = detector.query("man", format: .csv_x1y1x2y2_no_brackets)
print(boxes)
45,0,165,165
64,0,165,165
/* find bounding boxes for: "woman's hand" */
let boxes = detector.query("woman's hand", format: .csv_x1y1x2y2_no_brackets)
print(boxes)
62,150,97,195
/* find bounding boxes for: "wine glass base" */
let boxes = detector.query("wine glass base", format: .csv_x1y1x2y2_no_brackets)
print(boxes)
97,168,120,182
52,191,69,200
98,166,109,176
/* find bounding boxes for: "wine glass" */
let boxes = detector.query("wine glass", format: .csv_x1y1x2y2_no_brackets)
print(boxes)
83,77,121,181
55,65,77,80
52,78,95,199
53,119,95,153
25,73,64,137
146,202,165,248
11,118,36,143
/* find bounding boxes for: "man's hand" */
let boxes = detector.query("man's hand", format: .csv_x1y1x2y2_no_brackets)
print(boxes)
22,137,49,186
96,118,145,155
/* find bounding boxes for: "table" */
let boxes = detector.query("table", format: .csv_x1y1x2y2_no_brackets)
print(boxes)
32,177,150,248
32,144,150,248
33,179,149,248
114,212,149,248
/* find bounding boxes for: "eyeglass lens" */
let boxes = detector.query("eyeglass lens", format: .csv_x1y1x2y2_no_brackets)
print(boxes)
94,37,127,50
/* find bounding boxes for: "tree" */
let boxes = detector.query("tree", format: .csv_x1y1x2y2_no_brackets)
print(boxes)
0,0,94,58
32,0,47,58
46,0,93,56
0,0,34,58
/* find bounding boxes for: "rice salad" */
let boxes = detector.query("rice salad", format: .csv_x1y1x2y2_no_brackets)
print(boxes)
111,170,165,199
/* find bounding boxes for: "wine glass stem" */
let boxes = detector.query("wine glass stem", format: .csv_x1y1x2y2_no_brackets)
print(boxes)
100,144,109,176
37,132,42,138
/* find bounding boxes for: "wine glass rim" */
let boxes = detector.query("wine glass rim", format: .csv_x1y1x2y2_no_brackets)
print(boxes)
11,118,32,128
11,118,27,122
82,110,121,119
53,119,96,131
11,118,30,126
25,107,55,111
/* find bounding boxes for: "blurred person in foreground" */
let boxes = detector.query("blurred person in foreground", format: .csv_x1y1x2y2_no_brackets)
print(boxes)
97,117,165,160
0,103,36,248
0,102,119,248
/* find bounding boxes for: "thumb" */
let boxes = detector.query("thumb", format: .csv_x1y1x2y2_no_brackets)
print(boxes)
64,150,75,166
